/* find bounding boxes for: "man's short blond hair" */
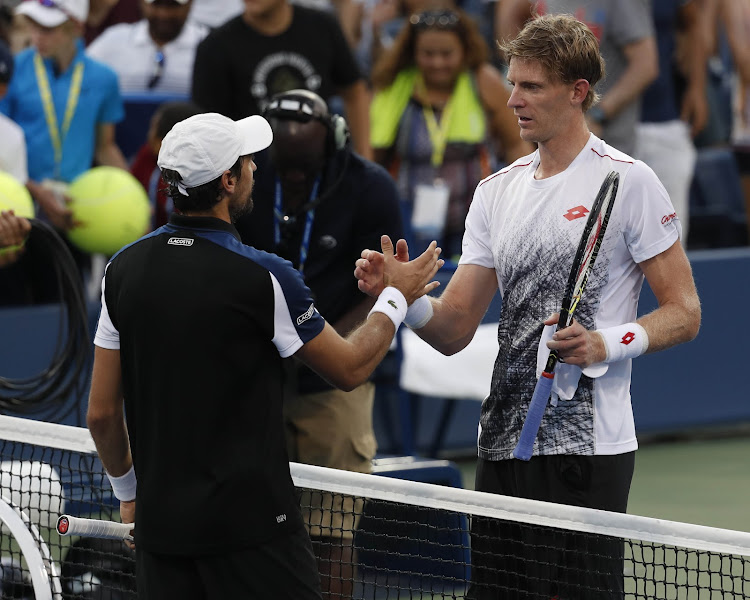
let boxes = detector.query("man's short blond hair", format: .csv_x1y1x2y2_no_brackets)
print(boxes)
499,13,605,111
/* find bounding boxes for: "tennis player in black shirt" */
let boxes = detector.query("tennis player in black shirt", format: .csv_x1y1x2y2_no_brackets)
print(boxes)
86,112,443,598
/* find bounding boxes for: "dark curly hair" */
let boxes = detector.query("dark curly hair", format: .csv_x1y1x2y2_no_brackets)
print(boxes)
162,156,245,213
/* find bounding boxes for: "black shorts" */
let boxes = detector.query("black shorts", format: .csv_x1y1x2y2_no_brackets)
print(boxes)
136,526,322,599
466,453,635,600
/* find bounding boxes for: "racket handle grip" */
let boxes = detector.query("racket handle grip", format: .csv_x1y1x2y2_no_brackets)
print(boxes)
57,515,134,541
512,373,555,461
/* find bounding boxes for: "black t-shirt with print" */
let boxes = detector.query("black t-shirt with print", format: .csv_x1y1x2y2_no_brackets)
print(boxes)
192,7,362,118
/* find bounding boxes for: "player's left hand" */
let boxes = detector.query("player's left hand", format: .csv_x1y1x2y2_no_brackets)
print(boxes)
544,313,606,368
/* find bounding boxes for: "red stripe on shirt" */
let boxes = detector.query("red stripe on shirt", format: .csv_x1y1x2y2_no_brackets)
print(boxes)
591,149,634,164
478,160,534,187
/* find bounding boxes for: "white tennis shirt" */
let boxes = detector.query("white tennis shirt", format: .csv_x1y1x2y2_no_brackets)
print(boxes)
461,134,680,458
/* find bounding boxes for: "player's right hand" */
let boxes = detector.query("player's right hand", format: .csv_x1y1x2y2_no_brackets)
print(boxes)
355,237,411,297
378,235,444,305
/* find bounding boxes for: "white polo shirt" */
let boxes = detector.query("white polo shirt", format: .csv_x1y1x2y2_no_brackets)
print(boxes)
86,19,208,97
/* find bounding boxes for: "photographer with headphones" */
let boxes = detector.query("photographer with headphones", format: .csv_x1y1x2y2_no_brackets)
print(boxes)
235,89,403,600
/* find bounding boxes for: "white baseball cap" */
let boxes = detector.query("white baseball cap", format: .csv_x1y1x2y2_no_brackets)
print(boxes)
16,0,89,27
158,113,273,193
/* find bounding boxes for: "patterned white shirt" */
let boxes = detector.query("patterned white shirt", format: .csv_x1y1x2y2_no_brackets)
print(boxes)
461,134,680,459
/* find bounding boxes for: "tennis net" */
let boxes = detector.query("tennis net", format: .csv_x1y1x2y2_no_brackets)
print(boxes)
0,414,748,599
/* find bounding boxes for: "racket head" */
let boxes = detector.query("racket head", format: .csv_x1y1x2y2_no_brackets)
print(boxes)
558,170,619,329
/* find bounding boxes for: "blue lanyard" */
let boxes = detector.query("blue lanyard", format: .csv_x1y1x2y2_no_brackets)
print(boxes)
274,177,320,275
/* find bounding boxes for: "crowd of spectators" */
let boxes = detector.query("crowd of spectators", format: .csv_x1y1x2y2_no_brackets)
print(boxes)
0,0,748,296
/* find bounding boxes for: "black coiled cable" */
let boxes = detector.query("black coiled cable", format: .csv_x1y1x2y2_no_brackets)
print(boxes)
0,219,91,422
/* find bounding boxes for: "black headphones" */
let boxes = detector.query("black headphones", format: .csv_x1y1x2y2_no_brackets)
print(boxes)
263,89,350,156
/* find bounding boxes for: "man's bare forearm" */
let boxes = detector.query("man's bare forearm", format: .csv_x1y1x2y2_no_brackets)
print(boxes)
87,410,132,477
637,297,701,354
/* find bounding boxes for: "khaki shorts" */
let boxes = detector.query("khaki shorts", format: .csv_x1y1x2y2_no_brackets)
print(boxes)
284,382,377,539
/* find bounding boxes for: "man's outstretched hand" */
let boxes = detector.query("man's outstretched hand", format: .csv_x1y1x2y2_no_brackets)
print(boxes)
355,237,411,297
356,236,444,303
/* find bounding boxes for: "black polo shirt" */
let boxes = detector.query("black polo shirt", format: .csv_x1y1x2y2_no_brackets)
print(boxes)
94,215,325,555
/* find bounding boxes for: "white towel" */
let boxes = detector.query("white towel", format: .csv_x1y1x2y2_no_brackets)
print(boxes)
536,324,608,405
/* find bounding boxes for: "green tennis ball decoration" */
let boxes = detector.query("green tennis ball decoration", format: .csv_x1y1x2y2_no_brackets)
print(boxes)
0,171,34,256
67,167,151,256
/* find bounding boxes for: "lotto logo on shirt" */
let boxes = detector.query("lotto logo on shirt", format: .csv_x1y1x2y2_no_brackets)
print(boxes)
564,205,589,221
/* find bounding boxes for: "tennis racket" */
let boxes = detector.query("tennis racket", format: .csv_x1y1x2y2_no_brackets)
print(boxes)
512,170,620,461
56,515,134,542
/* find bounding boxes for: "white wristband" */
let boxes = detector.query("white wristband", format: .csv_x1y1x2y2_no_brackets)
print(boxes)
404,295,434,329
107,465,137,502
597,323,649,363
368,287,407,330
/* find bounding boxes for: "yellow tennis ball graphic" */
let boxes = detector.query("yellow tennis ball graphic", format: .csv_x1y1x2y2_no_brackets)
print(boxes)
0,171,34,256
67,167,151,256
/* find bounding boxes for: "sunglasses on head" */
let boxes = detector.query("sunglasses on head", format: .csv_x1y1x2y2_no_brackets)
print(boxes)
410,10,460,29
